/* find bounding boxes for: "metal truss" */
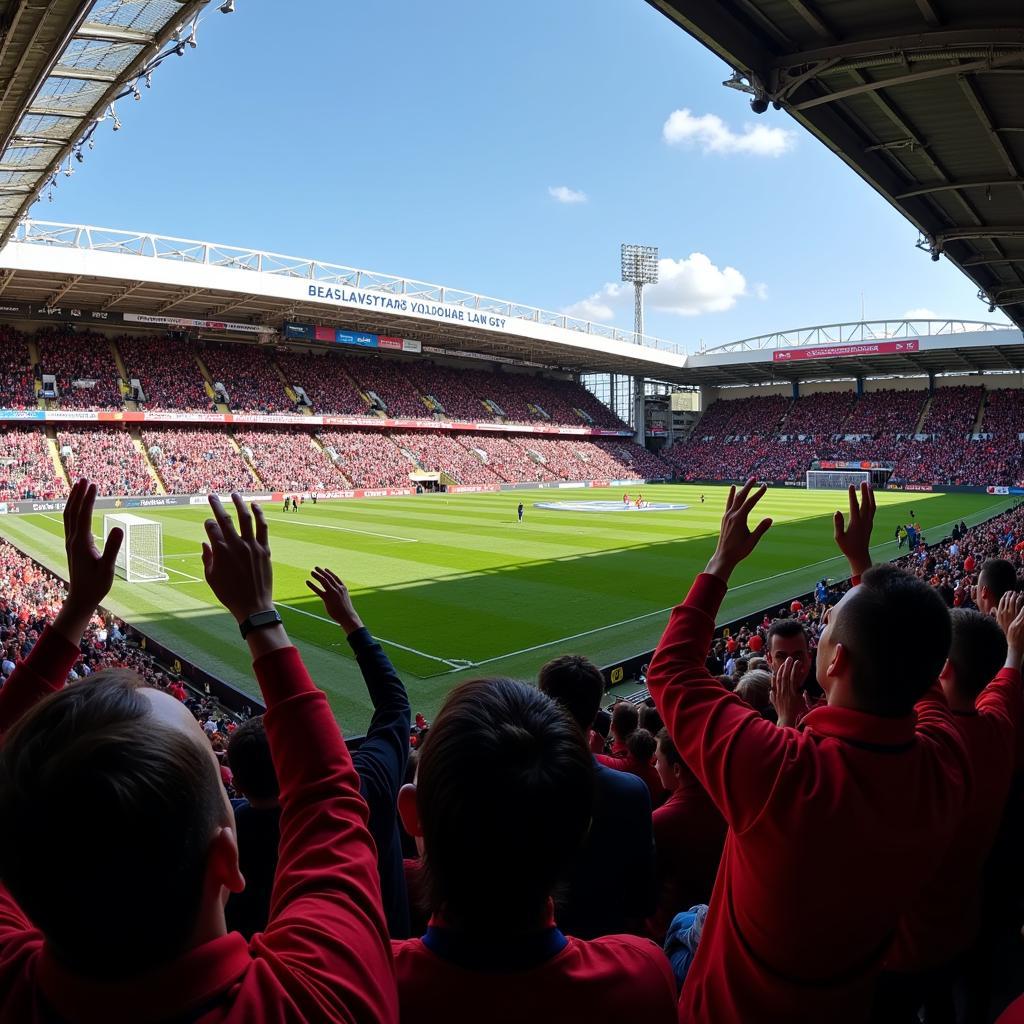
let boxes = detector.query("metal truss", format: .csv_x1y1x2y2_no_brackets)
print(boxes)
700,318,1012,355
0,1,220,247
8,220,686,355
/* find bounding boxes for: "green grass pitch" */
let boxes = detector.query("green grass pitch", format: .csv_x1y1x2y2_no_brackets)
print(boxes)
0,484,1011,731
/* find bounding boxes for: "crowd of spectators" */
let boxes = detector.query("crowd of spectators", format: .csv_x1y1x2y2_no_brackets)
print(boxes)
118,335,214,412
233,429,345,492
779,390,857,437
0,328,36,409
35,329,123,411
344,356,428,419
455,434,559,482
200,343,294,414
56,428,156,496
843,388,927,436
0,427,66,500
142,427,257,494
391,431,501,485
319,430,415,488
276,350,370,415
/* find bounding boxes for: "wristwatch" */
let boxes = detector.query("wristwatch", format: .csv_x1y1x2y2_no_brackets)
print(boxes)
239,609,283,639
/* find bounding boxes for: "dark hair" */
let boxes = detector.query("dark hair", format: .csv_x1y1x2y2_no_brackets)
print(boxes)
610,701,638,739
415,677,594,930
592,708,611,740
0,671,224,978
227,716,278,802
947,609,1007,699
831,565,952,716
626,727,656,762
767,619,809,646
979,559,1018,601
537,654,604,732
655,726,683,770
638,704,663,735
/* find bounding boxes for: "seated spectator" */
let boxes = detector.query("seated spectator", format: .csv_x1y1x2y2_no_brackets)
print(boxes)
646,480,968,1022
537,654,655,940
0,481,397,1022
599,700,637,760
391,675,677,1022
877,600,1023,1021
646,728,726,943
734,668,772,718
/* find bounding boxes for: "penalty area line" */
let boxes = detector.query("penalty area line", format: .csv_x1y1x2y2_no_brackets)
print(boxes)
275,601,465,669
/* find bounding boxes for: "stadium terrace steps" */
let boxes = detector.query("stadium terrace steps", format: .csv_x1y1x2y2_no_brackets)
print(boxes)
310,433,352,486
195,355,231,413
131,428,167,495
913,395,932,436
229,431,265,488
44,428,70,489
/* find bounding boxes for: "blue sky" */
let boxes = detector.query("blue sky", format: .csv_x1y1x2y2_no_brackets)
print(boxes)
48,0,994,350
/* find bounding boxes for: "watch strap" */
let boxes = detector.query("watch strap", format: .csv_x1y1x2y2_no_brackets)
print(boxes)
239,609,283,639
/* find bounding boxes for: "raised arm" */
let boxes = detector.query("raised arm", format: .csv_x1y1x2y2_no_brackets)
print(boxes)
648,480,799,831
834,482,875,581
202,495,397,1023
0,479,122,738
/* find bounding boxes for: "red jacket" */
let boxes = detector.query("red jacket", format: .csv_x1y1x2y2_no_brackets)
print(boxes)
647,574,969,1024
596,751,665,803
391,915,677,1023
887,667,1021,971
0,625,398,1024
646,774,726,942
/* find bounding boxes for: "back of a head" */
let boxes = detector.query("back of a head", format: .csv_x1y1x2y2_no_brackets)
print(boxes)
979,558,1018,602
0,671,223,978
735,669,772,711
626,727,656,763
948,609,1007,699
638,703,663,735
537,654,604,733
832,564,952,716
227,715,278,802
416,677,594,930
610,700,639,740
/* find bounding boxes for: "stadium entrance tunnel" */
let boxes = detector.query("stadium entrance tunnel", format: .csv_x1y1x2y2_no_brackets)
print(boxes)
532,500,690,513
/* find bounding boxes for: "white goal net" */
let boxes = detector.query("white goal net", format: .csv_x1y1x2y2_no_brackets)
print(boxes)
806,470,871,491
104,513,169,583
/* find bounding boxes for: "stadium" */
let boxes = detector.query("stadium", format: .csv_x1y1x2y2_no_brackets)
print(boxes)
0,1,1023,1022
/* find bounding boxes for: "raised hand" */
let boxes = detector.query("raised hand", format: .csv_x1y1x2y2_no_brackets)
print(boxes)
770,657,804,728
201,493,274,624
1004,598,1024,673
306,567,364,636
834,482,875,578
996,590,1024,635
63,477,123,612
705,478,773,583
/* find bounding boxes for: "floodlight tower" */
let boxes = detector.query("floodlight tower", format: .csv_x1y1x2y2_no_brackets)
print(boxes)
620,244,659,442
620,243,659,343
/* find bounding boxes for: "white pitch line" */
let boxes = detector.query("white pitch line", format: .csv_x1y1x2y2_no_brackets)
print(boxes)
275,600,462,668
263,515,418,544
457,501,1011,671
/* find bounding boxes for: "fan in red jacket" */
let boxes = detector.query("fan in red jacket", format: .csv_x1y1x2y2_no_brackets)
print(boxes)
0,482,397,1024
391,676,677,1024
647,481,970,1024
880,599,1024,1013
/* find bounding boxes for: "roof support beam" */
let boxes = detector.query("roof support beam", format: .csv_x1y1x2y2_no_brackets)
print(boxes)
46,275,81,306
773,31,1024,69
896,178,1024,199
938,228,1024,243
913,0,942,27
156,286,208,313
76,23,153,45
50,65,119,83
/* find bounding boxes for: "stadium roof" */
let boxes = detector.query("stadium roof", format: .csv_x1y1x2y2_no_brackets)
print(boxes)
0,0,213,248
646,0,1024,329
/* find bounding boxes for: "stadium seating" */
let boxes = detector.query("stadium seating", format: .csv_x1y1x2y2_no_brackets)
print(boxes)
36,329,122,411
343,355,428,419
319,429,416,488
0,426,67,499
233,428,346,492
391,431,501,484
455,434,559,482
779,390,856,437
200,343,293,414
118,335,213,412
275,350,370,415
56,428,157,496
842,388,927,436
0,327,37,409
142,427,257,494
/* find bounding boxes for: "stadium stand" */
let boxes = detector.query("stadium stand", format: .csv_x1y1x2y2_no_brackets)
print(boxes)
0,327,36,410
35,329,122,412
199,343,293,414
344,355,428,419
320,429,415,488
56,428,157,497
276,350,372,415
142,427,257,494
0,426,66,500
391,431,501,485
118,335,213,412
232,428,344,493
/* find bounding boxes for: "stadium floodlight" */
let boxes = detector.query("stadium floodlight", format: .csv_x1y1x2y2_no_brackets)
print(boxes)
621,243,659,342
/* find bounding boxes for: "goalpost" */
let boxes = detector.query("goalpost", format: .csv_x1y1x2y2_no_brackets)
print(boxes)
104,513,169,583
805,469,871,491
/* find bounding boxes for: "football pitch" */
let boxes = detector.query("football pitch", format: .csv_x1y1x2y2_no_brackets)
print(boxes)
0,484,1013,731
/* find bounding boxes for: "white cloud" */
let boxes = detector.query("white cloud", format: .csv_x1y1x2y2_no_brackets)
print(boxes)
662,108,795,157
754,282,769,300
563,252,748,323
548,185,587,204
901,307,940,319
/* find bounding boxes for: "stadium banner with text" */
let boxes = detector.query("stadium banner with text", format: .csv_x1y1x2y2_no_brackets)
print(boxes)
0,407,633,437
772,339,920,363
446,484,502,494
121,312,275,334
